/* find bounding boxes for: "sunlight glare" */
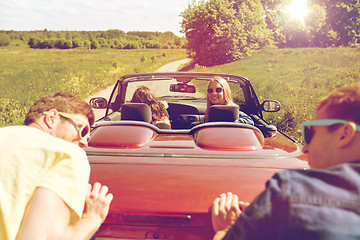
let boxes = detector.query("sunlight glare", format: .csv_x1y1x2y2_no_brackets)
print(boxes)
287,0,308,23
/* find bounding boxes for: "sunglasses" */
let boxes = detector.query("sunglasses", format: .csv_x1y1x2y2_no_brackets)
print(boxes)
43,111,91,139
302,119,360,144
207,87,223,94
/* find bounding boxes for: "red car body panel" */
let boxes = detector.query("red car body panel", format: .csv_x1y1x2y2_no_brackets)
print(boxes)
86,73,309,239
87,123,308,240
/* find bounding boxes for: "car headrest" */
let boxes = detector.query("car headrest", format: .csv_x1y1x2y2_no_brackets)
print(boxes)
121,103,152,123
208,105,239,122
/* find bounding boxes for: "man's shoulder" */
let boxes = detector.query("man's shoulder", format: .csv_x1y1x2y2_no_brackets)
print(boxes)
271,164,360,199
0,125,85,156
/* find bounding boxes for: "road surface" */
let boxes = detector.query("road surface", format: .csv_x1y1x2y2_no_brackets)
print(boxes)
87,58,190,120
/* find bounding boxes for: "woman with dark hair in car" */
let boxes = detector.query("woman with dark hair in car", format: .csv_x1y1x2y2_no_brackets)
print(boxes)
205,76,254,125
131,86,171,127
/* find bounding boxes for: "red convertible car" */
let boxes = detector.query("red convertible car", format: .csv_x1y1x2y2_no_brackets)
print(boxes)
86,72,308,240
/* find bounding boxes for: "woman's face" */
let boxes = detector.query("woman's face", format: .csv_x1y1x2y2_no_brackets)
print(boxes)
207,81,225,105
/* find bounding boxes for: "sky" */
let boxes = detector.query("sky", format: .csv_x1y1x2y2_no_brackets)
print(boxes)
0,0,191,35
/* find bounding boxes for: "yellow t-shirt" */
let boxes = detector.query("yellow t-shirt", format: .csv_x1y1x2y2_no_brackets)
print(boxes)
0,126,90,240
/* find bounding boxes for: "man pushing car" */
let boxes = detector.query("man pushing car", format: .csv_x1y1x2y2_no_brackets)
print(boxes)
0,92,113,240
212,84,360,240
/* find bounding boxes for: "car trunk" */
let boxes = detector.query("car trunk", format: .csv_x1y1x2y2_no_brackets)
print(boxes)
87,131,308,240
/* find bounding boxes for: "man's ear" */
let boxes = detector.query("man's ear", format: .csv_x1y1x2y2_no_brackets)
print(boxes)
337,122,357,148
43,109,59,129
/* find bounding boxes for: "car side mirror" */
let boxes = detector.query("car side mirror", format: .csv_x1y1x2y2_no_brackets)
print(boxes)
89,97,107,109
261,100,280,112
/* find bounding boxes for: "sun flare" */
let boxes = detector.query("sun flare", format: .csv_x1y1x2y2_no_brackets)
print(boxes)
287,0,308,23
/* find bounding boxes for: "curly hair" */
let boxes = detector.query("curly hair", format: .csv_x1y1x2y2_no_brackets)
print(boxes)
24,92,94,126
131,86,166,124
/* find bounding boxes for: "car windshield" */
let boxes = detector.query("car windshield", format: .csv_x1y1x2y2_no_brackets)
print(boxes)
125,78,246,106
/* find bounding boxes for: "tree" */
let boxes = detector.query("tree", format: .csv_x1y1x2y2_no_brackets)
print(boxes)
181,0,269,66
261,0,289,47
264,0,360,47
233,0,272,49
320,0,360,46
181,0,242,66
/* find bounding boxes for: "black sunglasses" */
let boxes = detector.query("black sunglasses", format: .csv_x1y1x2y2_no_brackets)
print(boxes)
207,87,223,94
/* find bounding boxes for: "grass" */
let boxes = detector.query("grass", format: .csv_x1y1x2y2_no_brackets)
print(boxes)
0,47,187,126
2,46,360,142
188,47,360,142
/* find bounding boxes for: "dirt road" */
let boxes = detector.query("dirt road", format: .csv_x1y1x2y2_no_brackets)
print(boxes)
87,58,189,120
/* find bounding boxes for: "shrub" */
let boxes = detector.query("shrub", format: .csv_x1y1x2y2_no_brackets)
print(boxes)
83,40,91,49
72,38,83,48
0,33,10,47
91,40,99,49
0,98,27,126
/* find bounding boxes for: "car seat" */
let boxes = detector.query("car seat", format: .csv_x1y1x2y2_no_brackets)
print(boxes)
121,103,152,123
207,105,239,122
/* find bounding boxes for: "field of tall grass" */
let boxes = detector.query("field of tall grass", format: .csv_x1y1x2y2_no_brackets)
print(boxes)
1,46,359,142
0,48,186,126
189,47,360,142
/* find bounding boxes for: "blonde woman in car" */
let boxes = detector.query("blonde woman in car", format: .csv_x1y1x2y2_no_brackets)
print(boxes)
205,76,253,125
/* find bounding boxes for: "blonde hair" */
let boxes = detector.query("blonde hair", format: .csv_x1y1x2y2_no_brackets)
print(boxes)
205,76,235,122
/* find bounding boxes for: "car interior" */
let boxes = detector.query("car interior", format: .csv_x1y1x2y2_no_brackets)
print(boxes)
90,74,281,138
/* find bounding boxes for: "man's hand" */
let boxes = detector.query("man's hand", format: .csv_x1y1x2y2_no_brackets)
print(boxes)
83,182,113,226
211,192,244,239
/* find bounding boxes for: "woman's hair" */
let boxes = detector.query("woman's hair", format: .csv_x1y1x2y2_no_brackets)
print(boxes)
131,86,166,123
24,92,94,126
205,77,235,122
206,76,234,107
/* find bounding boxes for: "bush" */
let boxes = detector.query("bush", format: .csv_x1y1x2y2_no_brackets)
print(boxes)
91,40,99,49
83,40,91,49
0,33,10,47
72,38,83,48
54,39,73,49
0,98,27,126
97,37,108,48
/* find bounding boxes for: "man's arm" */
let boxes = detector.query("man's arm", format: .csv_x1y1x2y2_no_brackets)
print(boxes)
211,192,242,240
16,182,113,240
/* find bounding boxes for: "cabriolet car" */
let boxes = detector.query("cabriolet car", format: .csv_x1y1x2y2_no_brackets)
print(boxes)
86,72,308,240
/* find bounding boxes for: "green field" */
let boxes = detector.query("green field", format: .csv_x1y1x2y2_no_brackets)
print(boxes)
188,47,360,142
1,47,359,142
0,48,186,126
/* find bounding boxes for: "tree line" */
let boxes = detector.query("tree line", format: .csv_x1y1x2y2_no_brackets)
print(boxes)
1,0,359,67
181,0,360,66
0,29,187,50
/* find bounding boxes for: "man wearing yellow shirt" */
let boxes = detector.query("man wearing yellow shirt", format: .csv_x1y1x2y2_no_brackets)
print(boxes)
0,92,113,240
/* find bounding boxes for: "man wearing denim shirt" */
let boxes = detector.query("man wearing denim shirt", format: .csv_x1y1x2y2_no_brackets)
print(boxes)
211,85,360,240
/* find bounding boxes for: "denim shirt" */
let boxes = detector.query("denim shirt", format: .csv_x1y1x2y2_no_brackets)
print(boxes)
235,111,254,126
223,160,360,240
